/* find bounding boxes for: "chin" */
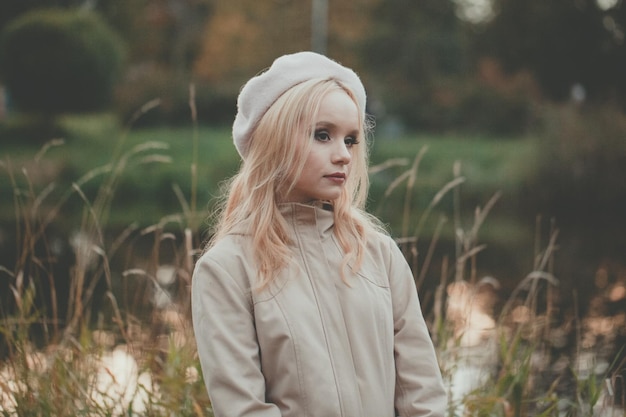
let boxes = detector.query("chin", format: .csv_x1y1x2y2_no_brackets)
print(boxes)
318,193,341,202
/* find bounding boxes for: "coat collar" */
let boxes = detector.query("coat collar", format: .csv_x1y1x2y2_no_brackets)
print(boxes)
229,201,335,239
279,202,335,242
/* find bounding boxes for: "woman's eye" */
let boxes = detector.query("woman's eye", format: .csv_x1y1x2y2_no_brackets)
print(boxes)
314,131,330,141
344,137,360,147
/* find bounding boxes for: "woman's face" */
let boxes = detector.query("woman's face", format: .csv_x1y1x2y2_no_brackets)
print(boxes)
285,89,360,203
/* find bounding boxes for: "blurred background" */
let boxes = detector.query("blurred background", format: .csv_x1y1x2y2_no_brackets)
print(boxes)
1,1,626,414
1,0,625,323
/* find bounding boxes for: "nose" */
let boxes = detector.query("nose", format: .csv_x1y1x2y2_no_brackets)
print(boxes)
332,141,352,165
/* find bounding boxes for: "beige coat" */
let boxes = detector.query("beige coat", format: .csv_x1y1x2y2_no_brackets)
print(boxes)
191,203,447,417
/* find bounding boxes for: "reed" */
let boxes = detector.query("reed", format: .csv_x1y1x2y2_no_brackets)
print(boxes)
370,148,623,416
0,111,623,416
0,100,211,415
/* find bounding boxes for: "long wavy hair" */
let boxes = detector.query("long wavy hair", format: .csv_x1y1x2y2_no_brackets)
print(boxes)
208,78,384,289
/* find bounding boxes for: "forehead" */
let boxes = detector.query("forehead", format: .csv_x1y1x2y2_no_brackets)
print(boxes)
314,89,360,126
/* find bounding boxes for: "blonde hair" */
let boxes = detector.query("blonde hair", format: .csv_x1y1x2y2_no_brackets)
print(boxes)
209,78,383,289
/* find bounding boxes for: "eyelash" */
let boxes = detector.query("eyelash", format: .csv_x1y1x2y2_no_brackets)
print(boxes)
314,130,360,146
344,137,360,147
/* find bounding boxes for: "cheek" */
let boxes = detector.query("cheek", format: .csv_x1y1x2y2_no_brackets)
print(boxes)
348,147,358,165
304,147,325,167
346,148,362,174
300,155,315,173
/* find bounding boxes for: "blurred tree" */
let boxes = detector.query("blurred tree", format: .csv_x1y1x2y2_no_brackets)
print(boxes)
0,8,126,114
0,0,211,75
0,0,84,31
522,103,626,301
193,1,312,86
475,0,626,106
360,0,468,130
96,0,211,75
193,0,376,89
98,0,214,126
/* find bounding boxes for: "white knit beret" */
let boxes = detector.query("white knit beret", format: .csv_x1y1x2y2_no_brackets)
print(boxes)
232,51,367,158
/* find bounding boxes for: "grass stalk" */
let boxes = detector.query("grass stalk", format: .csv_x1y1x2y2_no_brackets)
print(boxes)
1,135,623,416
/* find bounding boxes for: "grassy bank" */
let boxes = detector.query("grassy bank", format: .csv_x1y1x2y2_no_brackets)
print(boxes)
1,124,535,231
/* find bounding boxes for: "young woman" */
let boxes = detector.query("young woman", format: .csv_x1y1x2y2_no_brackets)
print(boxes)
191,51,447,417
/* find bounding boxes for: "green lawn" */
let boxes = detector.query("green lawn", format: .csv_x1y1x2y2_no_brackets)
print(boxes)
1,123,538,270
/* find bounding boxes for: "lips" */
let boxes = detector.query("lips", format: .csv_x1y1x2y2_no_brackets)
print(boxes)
324,172,347,184
324,172,346,179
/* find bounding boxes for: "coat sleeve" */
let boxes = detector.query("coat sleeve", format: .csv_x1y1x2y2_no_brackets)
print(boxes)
191,253,281,417
386,238,448,417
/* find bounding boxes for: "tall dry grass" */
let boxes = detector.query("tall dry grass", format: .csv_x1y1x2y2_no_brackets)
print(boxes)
0,101,624,416
371,147,624,416
0,99,211,416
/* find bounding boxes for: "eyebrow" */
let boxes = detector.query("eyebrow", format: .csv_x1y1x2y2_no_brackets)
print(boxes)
315,121,360,136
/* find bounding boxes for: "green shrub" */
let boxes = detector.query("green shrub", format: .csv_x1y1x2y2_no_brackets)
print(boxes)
523,103,626,297
0,112,65,144
0,112,120,144
0,8,126,114
114,68,236,127
371,75,536,136
453,83,536,136
528,104,626,235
